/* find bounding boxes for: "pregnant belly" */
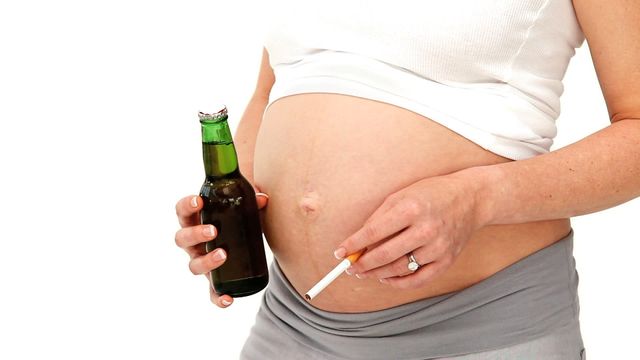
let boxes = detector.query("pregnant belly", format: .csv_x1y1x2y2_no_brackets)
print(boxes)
253,93,570,313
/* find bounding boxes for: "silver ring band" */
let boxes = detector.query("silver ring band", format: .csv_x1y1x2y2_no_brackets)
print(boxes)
407,253,420,272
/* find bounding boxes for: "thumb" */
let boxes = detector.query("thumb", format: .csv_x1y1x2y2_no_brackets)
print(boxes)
256,191,269,209
250,181,269,209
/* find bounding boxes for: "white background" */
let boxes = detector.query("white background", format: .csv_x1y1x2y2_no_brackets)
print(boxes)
1,1,637,359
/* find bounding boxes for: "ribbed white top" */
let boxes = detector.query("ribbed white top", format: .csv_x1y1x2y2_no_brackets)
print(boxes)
263,0,585,160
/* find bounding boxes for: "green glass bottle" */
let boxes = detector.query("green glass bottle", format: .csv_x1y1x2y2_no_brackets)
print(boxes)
198,106,268,297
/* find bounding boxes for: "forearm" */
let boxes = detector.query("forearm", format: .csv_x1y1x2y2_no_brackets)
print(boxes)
466,119,640,225
234,95,269,184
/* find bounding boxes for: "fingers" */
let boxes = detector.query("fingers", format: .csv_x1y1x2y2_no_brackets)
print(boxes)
209,285,234,308
189,248,227,275
176,192,267,229
356,255,414,279
334,200,415,259
379,260,449,290
256,192,269,210
193,244,234,309
356,247,437,280
176,195,201,228
175,224,217,250
347,227,421,274
376,244,452,289
176,191,267,309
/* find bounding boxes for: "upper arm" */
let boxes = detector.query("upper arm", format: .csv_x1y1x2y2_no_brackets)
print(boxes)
252,47,275,102
572,0,640,123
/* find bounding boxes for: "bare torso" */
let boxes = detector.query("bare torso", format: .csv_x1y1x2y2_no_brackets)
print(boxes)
253,93,571,313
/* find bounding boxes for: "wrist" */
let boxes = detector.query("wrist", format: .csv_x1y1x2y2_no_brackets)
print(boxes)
453,164,504,227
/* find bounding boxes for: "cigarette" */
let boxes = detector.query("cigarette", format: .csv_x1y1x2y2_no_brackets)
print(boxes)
304,250,364,301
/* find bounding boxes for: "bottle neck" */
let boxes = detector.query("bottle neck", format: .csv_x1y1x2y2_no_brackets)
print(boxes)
201,120,239,179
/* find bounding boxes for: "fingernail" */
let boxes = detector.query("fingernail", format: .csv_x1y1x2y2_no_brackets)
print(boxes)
345,267,354,275
379,278,388,284
203,224,216,237
212,249,226,261
256,192,269,200
334,247,346,259
221,299,232,306
191,196,198,208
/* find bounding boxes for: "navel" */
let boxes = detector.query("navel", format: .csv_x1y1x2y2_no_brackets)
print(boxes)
298,189,321,218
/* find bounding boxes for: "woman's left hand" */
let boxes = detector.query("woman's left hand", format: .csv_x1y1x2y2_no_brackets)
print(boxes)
333,170,491,289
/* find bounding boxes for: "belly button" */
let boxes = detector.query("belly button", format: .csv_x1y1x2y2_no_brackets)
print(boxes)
298,190,321,218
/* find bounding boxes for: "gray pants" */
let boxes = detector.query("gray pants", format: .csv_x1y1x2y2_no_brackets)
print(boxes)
440,325,585,360
242,318,585,359
241,230,585,359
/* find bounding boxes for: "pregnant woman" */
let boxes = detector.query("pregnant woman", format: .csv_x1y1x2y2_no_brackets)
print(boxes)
175,1,639,359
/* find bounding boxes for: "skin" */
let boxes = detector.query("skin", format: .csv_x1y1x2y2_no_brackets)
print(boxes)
175,0,640,307
252,93,571,312
338,0,640,286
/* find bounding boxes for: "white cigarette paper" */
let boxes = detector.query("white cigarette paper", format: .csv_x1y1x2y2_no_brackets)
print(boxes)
304,258,352,301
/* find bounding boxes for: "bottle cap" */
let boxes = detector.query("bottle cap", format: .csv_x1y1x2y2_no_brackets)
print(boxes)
198,105,228,123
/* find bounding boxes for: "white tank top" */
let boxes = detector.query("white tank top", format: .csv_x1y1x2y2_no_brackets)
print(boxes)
263,0,585,160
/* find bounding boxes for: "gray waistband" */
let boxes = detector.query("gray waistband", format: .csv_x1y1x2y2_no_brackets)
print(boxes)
260,230,580,359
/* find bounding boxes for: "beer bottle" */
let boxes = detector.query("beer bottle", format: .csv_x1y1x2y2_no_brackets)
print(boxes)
198,106,268,297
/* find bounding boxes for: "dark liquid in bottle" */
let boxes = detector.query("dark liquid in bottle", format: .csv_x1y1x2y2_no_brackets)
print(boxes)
200,143,269,297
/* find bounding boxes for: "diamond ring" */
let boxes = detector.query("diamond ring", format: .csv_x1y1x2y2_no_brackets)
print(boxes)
407,253,420,272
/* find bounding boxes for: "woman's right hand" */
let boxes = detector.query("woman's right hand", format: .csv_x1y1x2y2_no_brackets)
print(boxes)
174,190,270,308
